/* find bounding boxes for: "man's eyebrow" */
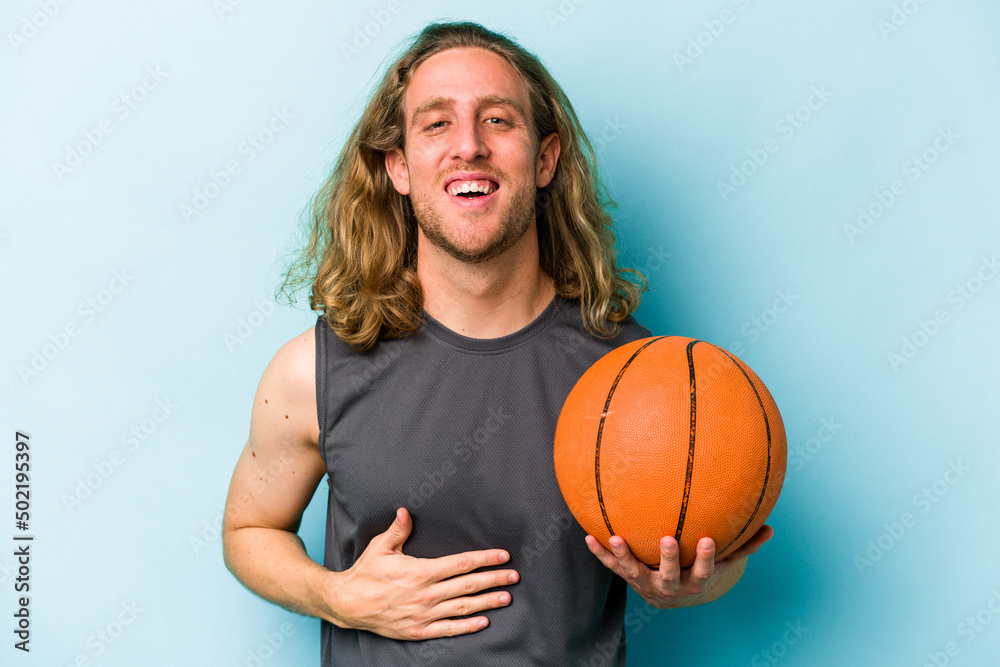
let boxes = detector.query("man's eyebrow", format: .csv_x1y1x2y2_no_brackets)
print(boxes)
409,94,527,127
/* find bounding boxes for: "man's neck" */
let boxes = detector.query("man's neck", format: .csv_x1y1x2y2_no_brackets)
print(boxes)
417,225,556,339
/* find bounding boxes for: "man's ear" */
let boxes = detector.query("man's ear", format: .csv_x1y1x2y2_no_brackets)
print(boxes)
535,132,561,189
385,147,410,196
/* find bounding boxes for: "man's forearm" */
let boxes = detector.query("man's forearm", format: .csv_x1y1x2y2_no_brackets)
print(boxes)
223,526,335,621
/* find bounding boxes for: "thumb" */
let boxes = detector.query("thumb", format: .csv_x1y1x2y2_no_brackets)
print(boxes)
379,507,412,552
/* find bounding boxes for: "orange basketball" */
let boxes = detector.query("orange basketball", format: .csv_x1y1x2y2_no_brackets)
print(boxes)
553,336,786,567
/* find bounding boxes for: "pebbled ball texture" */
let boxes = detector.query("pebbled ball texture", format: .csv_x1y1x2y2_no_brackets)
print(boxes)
553,336,786,567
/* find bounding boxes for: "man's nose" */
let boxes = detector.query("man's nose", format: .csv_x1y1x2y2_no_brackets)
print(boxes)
450,119,490,163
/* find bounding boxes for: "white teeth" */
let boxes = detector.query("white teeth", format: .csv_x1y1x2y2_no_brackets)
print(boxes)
447,180,497,196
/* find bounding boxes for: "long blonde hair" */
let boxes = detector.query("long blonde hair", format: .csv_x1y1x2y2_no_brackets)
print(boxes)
278,21,646,351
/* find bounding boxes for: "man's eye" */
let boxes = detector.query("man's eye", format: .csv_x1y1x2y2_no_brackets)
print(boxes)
425,120,447,130
486,117,509,126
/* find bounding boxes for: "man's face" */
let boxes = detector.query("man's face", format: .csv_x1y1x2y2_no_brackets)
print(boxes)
385,47,559,264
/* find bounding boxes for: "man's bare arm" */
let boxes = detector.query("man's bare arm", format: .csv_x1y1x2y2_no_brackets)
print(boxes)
222,326,332,618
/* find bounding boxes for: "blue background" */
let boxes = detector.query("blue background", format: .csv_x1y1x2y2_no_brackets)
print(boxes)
2,1,998,665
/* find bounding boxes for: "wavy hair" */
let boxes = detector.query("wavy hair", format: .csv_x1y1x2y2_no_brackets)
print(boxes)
278,21,646,351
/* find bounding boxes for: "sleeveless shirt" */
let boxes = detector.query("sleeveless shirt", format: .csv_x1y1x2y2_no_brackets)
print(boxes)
314,294,652,666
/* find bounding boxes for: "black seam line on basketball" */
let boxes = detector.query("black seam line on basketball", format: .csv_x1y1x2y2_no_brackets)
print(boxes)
715,347,772,558
674,340,702,544
594,336,669,540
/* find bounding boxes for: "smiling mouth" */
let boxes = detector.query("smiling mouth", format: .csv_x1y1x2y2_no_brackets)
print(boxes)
445,179,500,199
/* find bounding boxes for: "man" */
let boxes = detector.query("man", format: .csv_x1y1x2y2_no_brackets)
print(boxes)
222,21,771,665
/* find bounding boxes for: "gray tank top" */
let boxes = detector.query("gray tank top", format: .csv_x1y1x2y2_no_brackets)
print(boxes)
315,294,651,666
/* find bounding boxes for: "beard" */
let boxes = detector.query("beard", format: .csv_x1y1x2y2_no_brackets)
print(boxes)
410,177,536,264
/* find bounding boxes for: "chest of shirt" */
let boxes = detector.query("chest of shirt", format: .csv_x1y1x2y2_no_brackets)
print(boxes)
320,338,591,559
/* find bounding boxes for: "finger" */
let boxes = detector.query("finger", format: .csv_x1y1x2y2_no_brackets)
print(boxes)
585,535,625,575
430,568,520,604
431,547,512,580
430,589,513,625
415,612,492,640
657,536,681,588
721,525,774,561
607,535,653,582
378,507,413,552
687,537,715,589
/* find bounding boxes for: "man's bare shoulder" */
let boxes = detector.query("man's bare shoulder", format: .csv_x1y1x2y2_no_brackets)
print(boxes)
254,324,319,446
225,323,325,537
268,324,316,381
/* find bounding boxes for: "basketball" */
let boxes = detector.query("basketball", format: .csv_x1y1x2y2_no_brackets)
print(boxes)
553,336,786,567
